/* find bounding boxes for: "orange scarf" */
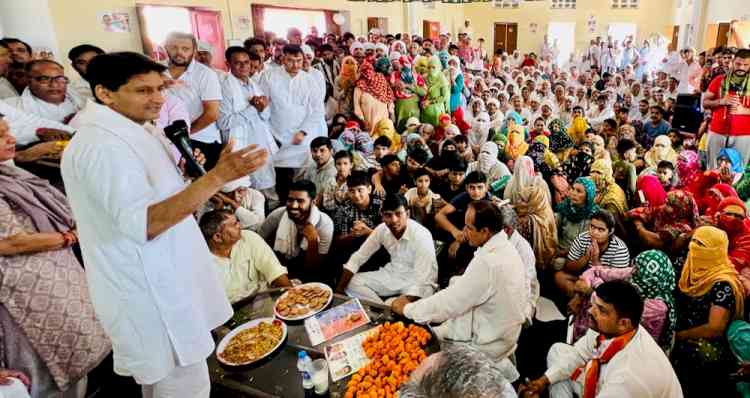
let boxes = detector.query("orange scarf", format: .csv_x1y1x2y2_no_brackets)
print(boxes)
570,329,636,398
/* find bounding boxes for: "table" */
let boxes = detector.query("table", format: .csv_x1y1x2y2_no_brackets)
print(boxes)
208,290,406,398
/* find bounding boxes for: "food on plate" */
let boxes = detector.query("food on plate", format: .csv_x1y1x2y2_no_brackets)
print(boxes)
344,322,431,398
275,285,331,318
218,320,283,364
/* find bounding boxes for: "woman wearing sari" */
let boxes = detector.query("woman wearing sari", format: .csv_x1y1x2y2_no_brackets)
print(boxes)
561,143,594,185
548,118,574,162
636,174,668,207
371,118,401,154
575,250,677,351
712,197,750,277
354,58,394,133
676,150,701,190
702,183,739,218
507,156,558,270
627,190,699,253
549,169,571,208
590,159,627,219
553,177,599,270
333,56,358,117
0,118,111,397
673,226,746,398
389,56,426,132
526,137,558,180
420,56,450,127
642,135,678,171
466,142,511,186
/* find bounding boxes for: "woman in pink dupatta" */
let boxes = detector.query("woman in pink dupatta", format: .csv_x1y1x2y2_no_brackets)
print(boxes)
0,117,110,397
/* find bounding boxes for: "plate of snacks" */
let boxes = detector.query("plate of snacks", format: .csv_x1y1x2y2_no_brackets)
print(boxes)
216,318,286,366
274,283,333,321
344,322,432,398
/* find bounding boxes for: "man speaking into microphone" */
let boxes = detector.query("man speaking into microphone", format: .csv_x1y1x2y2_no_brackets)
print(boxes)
61,52,268,398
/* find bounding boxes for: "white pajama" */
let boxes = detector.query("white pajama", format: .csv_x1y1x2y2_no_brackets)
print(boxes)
141,361,210,398
345,268,413,304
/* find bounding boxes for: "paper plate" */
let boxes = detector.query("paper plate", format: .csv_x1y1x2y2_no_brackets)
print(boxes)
216,317,287,366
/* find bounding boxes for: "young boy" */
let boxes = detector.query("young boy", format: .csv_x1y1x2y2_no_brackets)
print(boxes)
318,150,353,213
656,160,676,192
453,134,474,163
372,136,392,168
404,168,444,227
435,160,467,203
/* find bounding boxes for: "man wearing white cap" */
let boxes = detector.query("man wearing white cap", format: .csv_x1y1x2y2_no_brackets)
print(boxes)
350,42,365,65
196,40,228,79
375,43,389,59
208,176,266,232
301,44,326,102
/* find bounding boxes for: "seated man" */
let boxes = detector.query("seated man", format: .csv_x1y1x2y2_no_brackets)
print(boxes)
392,200,526,380
200,209,291,304
520,280,683,398
332,171,383,260
434,171,494,282
372,154,409,196
298,136,336,195
5,60,85,125
399,343,516,398
259,179,333,282
199,176,265,232
555,209,630,298
336,193,438,305
433,159,466,203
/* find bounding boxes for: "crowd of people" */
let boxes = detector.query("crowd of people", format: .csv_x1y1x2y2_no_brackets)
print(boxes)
1,19,750,398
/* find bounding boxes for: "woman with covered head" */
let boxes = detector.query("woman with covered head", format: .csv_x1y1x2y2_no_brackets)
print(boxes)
642,135,678,172
506,156,558,269
575,249,677,351
627,190,699,254
673,226,746,397
446,56,470,133
0,116,111,396
333,56,358,116
711,198,750,290
353,58,394,133
420,56,450,127
467,142,511,186
553,177,599,270
548,118,574,162
590,159,627,219
389,55,426,132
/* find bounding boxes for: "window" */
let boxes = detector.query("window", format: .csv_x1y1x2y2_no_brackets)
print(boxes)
262,8,327,39
611,0,639,8
493,0,520,8
551,0,576,9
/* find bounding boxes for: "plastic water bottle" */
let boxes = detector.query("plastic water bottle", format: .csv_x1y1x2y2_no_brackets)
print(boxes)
297,351,314,392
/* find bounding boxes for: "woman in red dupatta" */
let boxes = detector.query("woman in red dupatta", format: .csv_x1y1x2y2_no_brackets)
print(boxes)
713,197,750,273
627,190,699,252
702,183,739,218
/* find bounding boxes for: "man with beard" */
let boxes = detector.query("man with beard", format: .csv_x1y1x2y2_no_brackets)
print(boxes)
519,280,682,398
704,49,750,169
163,32,223,169
2,38,32,65
258,45,326,203
259,179,333,282
67,44,104,101
336,193,437,305
350,41,365,65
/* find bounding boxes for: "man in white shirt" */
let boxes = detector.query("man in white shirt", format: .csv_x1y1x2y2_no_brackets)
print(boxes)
4,60,85,125
520,280,682,398
337,193,438,305
0,97,75,147
586,93,615,131
676,48,702,94
258,44,326,202
392,200,526,381
258,179,333,282
0,41,18,99
60,52,269,397
164,32,224,169
200,209,291,304
301,44,326,102
298,136,336,195
196,40,228,79
218,46,278,202
67,44,104,101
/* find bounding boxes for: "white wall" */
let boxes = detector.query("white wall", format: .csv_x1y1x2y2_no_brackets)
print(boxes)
0,0,60,57
704,0,750,23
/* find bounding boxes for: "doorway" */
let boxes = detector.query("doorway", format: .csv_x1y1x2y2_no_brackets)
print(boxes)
136,5,226,70
368,17,388,34
668,25,679,52
547,22,575,66
494,23,518,54
423,21,440,42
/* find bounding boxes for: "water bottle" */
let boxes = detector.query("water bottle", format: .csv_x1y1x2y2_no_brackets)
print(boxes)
297,351,314,392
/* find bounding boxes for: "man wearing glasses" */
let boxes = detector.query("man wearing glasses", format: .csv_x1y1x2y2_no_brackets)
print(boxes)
4,60,85,127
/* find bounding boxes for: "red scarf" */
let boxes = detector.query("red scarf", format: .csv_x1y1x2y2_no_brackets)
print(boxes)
570,329,636,398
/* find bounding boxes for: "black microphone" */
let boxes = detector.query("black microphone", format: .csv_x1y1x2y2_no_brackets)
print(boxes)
164,120,206,178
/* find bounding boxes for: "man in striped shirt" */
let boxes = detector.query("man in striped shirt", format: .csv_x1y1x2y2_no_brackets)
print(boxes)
554,209,630,298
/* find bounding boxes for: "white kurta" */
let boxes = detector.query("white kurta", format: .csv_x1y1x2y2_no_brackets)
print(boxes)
0,77,18,99
546,326,683,398
218,73,278,190
4,87,84,123
403,232,527,363
0,99,76,146
258,67,326,168
61,101,232,385
165,60,223,144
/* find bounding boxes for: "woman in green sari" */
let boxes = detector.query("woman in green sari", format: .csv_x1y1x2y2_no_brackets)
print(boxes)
420,56,450,127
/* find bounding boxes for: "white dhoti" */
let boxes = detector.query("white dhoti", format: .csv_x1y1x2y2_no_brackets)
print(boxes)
141,360,210,398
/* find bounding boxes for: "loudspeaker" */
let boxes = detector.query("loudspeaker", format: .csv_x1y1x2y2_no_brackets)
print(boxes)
672,94,703,133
